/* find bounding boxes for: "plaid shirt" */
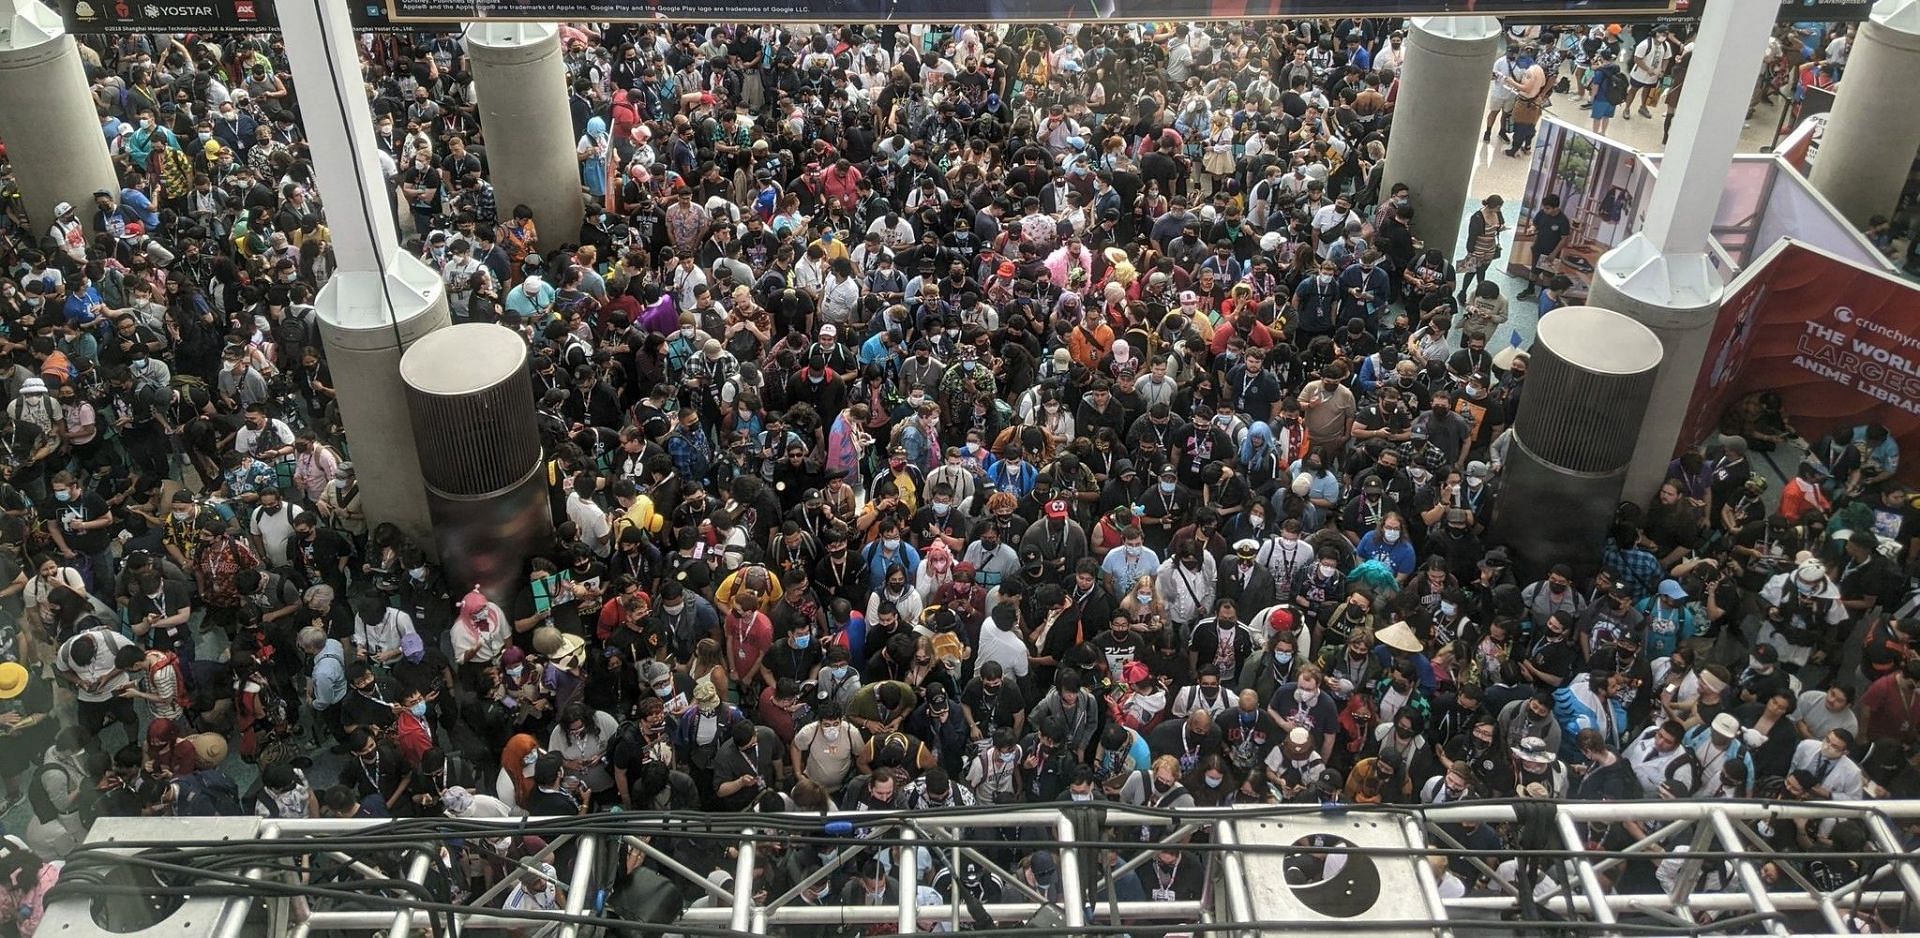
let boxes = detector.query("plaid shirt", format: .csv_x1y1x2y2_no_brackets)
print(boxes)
1601,541,1664,602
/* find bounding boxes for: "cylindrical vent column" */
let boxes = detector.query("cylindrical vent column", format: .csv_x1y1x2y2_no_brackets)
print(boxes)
400,323,551,601
1494,307,1663,579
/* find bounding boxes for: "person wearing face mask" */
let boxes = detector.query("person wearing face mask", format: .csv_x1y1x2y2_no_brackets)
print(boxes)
1789,729,1865,800
1268,661,1342,756
1519,563,1586,636
1213,537,1277,621
387,684,440,771
1354,510,1417,583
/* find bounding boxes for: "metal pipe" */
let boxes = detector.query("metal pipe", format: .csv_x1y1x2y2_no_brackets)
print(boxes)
1444,890,1916,914
621,834,733,903
1054,814,1085,931
213,822,280,938
1211,815,1254,937
898,827,919,934
1402,814,1450,931
389,851,434,938
1554,811,1616,926
674,899,1208,925
558,834,595,938
1864,812,1920,906
468,832,567,909
1708,809,1790,938
729,827,756,934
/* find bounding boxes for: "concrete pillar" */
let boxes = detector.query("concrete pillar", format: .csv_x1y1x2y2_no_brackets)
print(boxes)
466,24,582,251
1598,0,1775,504
1380,16,1503,260
1493,307,1662,580
400,323,550,603
1809,0,1920,227
0,0,119,233
279,0,449,545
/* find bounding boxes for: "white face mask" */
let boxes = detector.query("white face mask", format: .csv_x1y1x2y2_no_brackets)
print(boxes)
823,726,842,742
1383,528,1402,543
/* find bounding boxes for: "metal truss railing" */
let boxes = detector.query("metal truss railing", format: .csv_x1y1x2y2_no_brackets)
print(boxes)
33,799,1920,937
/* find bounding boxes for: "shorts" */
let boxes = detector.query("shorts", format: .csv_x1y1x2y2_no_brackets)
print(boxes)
1631,77,1657,89
1590,98,1618,119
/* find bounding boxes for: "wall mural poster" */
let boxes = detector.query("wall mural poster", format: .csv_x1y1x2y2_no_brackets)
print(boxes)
1505,117,1649,303
1678,240,1920,478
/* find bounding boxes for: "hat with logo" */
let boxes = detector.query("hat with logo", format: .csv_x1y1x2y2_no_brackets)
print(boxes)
1711,713,1742,738
1511,736,1557,764
1045,499,1069,520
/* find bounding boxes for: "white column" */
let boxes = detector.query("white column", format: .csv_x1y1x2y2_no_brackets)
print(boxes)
1810,0,1920,227
278,0,449,545
1380,16,1503,259
466,23,583,251
1589,0,1776,504
0,0,118,232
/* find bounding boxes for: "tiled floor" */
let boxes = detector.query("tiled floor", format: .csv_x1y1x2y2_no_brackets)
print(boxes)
1452,85,1800,353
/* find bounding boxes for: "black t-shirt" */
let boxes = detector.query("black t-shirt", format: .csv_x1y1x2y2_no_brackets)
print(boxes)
765,638,822,685
55,491,114,553
127,581,195,654
1526,635,1577,685
960,679,1027,732
1531,209,1571,256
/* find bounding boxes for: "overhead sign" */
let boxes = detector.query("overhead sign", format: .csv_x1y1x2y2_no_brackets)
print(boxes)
61,0,451,31
384,0,1677,25
1658,0,1875,22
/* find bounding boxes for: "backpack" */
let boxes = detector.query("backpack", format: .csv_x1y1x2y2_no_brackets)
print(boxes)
173,770,243,816
148,649,194,712
28,761,75,824
1606,69,1629,105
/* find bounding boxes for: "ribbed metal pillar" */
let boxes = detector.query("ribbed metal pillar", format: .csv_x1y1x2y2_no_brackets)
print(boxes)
1493,306,1663,579
399,323,550,600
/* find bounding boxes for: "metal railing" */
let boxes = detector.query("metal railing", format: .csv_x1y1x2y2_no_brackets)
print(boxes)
33,799,1920,936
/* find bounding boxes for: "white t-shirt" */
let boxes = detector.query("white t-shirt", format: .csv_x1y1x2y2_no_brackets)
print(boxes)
58,627,134,702
251,503,296,567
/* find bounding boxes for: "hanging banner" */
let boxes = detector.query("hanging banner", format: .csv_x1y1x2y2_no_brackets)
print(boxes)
384,0,1677,25
1667,0,1875,21
61,0,451,31
1505,117,1652,303
1678,240,1920,475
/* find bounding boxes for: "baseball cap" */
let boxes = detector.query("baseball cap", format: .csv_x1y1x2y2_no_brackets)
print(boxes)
1045,499,1069,520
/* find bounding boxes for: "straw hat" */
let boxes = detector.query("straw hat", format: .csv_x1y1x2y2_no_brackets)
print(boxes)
1376,620,1424,654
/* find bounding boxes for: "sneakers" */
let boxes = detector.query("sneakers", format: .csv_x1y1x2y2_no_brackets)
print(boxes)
1482,130,1492,142
1578,100,1592,109
1639,107,1654,118
1516,288,1537,300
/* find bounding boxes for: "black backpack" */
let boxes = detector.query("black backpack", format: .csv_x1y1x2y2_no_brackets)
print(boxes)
28,761,75,824
1606,69,1629,105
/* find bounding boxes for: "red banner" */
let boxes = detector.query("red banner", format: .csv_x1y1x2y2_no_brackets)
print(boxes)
1680,241,1920,471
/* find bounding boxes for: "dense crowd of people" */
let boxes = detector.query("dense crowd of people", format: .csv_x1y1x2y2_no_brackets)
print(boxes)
0,14,1917,938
